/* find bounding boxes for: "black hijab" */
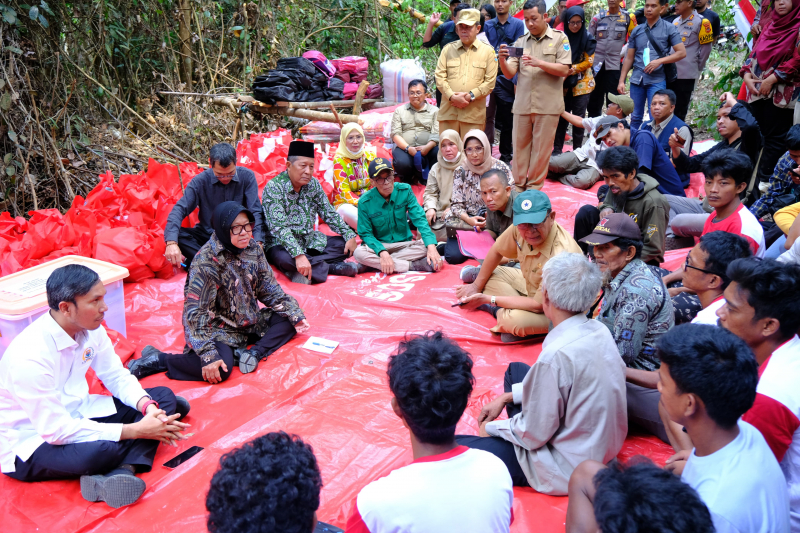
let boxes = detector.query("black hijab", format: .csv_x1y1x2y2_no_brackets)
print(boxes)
212,201,255,255
563,7,596,65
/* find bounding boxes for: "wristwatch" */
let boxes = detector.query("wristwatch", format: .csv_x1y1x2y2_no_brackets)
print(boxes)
403,147,409,153
468,91,476,101
491,296,496,306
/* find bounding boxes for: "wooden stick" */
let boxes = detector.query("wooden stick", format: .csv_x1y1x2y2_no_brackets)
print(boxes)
378,0,444,27
374,0,383,62
329,103,344,128
273,99,382,109
212,97,363,124
352,81,371,115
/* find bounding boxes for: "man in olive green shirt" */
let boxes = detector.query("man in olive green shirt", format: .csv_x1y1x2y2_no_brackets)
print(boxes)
434,9,498,138
354,159,444,275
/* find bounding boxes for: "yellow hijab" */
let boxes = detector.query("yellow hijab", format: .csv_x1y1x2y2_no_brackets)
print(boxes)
335,123,370,160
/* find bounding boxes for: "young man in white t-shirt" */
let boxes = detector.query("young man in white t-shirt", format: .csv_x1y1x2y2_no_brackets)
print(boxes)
659,323,790,533
344,331,514,533
717,258,800,531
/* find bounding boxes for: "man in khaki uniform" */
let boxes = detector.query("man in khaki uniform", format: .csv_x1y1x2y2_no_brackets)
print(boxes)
456,190,582,342
499,0,572,191
435,9,498,138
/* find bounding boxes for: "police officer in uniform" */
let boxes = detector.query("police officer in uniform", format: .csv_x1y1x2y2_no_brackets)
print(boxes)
667,0,713,121
587,0,637,119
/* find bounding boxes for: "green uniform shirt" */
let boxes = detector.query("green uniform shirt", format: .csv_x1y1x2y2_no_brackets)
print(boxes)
357,183,437,255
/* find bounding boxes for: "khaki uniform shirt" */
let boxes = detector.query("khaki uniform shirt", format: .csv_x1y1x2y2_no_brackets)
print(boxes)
672,11,713,80
589,9,636,72
435,39,498,123
390,103,440,147
485,314,628,495
492,221,581,304
507,27,572,115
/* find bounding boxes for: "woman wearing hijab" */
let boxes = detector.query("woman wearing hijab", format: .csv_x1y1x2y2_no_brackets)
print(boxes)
423,130,465,241
740,0,800,190
553,5,597,155
129,202,310,384
448,130,513,231
332,123,376,229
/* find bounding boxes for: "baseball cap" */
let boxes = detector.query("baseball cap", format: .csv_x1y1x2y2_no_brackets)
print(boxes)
457,9,481,26
593,115,626,145
368,158,393,180
607,94,634,117
513,190,551,225
579,213,641,246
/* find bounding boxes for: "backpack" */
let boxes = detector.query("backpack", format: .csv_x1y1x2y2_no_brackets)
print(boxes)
302,51,337,79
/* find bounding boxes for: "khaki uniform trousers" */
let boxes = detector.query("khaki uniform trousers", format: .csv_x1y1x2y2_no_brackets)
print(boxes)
483,266,550,337
438,120,485,140
512,113,561,191
354,241,428,273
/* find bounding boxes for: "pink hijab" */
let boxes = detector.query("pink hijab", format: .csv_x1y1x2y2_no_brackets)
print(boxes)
753,0,800,69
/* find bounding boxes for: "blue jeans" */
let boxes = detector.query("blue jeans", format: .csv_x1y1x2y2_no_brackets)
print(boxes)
630,79,667,130
765,235,788,259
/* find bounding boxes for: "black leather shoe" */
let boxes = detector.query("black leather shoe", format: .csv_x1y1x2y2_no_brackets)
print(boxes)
80,468,146,508
328,261,358,277
477,303,501,318
126,346,167,380
175,396,190,420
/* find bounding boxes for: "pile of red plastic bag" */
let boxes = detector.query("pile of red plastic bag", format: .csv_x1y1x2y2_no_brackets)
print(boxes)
0,128,393,282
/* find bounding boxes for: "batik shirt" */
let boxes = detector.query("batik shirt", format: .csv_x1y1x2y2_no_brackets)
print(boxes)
750,152,800,218
183,233,305,366
448,159,513,222
262,171,357,258
597,259,674,371
332,151,376,208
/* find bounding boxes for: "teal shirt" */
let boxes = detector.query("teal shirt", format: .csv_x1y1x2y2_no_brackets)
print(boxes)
357,183,437,255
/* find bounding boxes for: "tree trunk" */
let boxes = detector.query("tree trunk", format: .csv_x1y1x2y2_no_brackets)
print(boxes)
177,0,193,91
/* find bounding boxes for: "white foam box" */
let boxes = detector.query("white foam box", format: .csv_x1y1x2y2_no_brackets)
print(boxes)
0,256,129,357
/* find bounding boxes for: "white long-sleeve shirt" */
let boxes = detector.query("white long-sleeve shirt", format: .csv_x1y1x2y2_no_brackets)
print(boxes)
0,312,148,473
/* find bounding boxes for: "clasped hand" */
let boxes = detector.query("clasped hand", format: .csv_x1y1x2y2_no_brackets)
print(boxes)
138,408,190,447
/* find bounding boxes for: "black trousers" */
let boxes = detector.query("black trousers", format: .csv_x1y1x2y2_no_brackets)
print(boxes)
554,92,592,153
456,362,531,487
587,65,621,118
749,98,796,190
5,387,177,481
574,204,601,255
165,313,296,382
435,88,442,107
266,235,347,284
495,97,515,162
666,78,696,122
391,146,439,184
177,226,213,269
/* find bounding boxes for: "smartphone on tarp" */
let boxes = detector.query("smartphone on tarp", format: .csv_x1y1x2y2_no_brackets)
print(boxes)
163,446,204,469
314,522,344,532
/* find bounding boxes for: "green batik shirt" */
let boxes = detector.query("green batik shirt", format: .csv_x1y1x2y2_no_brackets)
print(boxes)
262,171,357,257
357,182,437,255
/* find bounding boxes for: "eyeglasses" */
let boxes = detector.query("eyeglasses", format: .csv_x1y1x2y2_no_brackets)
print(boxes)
215,172,236,180
409,91,426,97
568,20,583,27
373,173,395,184
231,223,254,235
465,147,485,155
684,256,718,276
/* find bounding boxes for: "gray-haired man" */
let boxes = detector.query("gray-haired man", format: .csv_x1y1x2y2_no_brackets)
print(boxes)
456,253,628,494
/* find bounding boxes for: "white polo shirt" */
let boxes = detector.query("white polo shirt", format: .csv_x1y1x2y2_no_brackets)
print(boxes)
691,297,725,326
0,312,148,473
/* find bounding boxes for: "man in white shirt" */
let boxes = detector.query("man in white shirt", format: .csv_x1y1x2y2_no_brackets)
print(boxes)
548,94,633,189
661,324,790,533
344,331,513,533
457,253,628,495
0,265,190,508
684,231,753,326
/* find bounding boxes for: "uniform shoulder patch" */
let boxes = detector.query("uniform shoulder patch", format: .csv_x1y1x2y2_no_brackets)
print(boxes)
646,224,658,238
698,19,714,45
564,42,570,51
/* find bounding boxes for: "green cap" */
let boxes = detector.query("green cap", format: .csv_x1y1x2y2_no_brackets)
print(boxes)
513,190,551,225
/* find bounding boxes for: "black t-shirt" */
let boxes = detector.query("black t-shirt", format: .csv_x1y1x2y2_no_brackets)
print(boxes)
699,8,721,39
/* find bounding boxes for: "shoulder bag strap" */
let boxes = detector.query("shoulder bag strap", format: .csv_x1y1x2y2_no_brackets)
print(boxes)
643,24,667,60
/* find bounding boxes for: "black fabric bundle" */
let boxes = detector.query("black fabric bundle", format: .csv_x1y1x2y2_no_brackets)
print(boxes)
252,57,344,104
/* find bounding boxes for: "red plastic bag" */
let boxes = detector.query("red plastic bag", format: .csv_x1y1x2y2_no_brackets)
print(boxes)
21,209,76,261
93,226,172,282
